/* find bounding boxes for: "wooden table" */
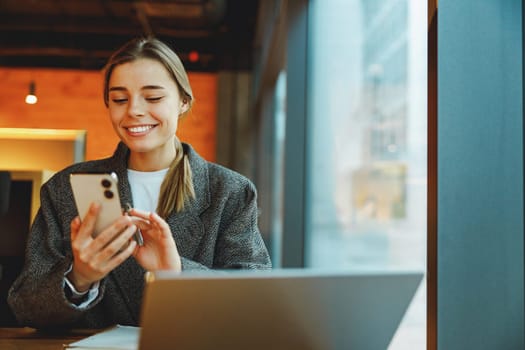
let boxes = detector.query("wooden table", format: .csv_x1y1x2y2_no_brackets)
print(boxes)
0,327,97,350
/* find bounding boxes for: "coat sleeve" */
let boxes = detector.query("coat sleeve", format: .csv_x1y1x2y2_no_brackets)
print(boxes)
211,179,272,270
179,177,272,271
7,179,107,329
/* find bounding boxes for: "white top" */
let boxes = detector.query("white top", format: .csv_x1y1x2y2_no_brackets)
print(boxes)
127,168,169,212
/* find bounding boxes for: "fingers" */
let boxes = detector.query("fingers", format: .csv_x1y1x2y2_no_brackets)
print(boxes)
128,208,151,221
129,210,171,240
70,207,138,284
75,202,101,241
70,216,81,241
72,214,131,262
78,239,137,281
89,215,133,252
148,212,170,231
71,223,138,284
111,240,137,267
130,208,167,230
91,224,138,271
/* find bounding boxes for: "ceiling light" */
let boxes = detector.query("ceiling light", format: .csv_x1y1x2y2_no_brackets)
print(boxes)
25,81,37,104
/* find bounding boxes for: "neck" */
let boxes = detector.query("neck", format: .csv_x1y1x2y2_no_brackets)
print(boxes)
128,145,176,171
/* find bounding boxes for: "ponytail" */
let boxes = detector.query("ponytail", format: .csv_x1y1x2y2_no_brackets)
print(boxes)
156,138,195,218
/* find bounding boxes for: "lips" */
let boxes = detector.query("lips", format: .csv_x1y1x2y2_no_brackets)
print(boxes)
126,125,156,134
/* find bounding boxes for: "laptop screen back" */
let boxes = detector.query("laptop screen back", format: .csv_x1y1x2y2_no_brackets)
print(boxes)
138,269,423,350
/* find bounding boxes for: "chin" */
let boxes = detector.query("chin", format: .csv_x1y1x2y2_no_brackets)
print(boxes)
123,139,151,152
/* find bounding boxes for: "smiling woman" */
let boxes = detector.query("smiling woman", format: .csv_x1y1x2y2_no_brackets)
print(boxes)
106,58,189,171
7,37,272,329
103,39,196,216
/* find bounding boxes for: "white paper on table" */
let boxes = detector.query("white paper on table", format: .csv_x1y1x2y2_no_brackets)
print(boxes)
65,324,139,350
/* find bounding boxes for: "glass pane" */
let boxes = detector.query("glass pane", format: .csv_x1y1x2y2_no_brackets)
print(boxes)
256,70,287,266
271,71,287,267
306,0,427,348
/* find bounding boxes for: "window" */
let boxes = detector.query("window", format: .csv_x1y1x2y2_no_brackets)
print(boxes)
305,0,427,348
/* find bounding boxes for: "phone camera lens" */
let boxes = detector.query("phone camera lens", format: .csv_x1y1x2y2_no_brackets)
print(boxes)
104,190,114,199
101,179,112,188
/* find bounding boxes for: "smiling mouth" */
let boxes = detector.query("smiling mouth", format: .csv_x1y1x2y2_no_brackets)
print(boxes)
127,125,156,133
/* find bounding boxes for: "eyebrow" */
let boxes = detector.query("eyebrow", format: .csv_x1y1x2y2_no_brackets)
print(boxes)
108,85,166,92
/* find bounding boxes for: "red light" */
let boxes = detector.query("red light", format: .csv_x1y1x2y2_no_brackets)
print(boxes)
188,51,199,63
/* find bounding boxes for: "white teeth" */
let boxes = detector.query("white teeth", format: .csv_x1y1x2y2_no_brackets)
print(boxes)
128,125,153,133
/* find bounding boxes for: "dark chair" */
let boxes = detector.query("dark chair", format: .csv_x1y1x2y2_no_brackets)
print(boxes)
0,171,10,216
0,171,21,326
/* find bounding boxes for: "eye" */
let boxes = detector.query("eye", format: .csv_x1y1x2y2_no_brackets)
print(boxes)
111,97,128,104
146,96,163,102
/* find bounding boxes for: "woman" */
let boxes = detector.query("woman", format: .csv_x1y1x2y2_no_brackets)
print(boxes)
8,37,271,329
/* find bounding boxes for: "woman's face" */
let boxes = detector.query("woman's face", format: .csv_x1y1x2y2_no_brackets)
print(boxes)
107,58,188,166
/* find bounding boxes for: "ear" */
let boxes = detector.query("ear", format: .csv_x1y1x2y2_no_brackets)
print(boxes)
180,98,190,115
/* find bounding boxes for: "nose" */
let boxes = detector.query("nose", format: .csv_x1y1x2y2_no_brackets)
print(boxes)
128,97,145,117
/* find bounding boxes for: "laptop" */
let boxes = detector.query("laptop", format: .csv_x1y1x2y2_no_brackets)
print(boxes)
138,269,423,350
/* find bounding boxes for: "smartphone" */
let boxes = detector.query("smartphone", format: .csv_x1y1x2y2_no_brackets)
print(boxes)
70,172,144,245
70,172,124,238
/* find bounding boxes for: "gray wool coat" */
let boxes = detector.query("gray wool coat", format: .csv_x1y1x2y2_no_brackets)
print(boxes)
7,142,271,329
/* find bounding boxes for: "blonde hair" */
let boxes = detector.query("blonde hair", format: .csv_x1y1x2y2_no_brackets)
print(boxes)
103,37,195,216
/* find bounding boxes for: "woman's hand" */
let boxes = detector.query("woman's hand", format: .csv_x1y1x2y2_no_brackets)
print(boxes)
68,202,138,292
128,208,182,272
